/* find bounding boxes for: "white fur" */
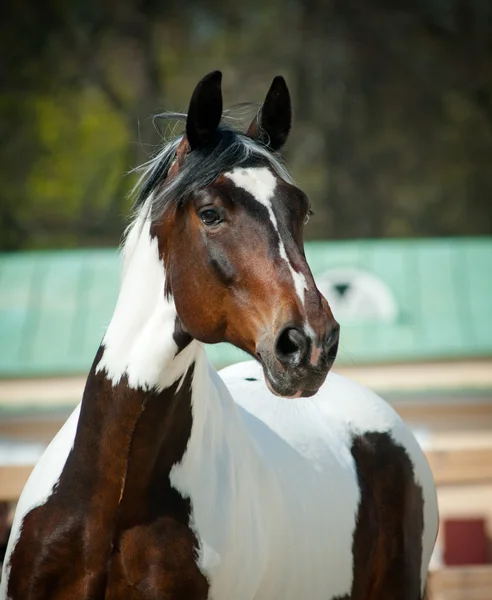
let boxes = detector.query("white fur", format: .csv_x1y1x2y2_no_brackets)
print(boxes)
170,358,438,599
96,209,198,392
0,405,81,595
225,167,308,308
1,198,438,599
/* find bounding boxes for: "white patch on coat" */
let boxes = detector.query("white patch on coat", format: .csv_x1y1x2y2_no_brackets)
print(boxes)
170,354,361,599
0,405,81,596
225,167,308,307
216,360,439,598
96,211,199,392
168,356,439,599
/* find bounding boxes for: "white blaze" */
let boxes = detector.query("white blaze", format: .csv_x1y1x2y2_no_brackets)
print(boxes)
225,167,308,307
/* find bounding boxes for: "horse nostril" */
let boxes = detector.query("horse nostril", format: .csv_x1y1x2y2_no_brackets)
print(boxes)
275,327,309,367
324,323,340,359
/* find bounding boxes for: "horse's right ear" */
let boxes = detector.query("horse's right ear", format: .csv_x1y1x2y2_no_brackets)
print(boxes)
186,71,223,151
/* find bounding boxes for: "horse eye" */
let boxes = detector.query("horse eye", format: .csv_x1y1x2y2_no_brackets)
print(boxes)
304,209,314,225
199,208,222,226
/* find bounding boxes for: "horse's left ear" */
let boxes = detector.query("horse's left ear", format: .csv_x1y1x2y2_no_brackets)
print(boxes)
186,70,223,151
246,76,292,151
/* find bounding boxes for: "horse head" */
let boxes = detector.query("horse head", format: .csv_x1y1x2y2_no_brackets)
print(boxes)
144,71,339,398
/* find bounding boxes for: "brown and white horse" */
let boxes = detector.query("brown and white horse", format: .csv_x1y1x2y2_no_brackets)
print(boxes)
1,72,438,600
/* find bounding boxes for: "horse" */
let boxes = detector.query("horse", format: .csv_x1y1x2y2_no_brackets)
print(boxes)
1,71,438,600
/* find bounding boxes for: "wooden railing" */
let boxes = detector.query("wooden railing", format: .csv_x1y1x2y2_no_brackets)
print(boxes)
428,565,492,600
0,465,33,502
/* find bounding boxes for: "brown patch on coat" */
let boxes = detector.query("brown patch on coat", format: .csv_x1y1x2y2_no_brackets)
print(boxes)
334,431,425,600
7,347,208,600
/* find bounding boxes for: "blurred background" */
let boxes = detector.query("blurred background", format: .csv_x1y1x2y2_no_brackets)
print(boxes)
1,1,491,597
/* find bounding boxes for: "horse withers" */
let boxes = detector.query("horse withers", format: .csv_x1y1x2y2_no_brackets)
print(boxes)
1,72,438,600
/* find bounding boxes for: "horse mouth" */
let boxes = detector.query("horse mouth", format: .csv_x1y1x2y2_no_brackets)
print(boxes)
263,372,302,398
261,363,328,399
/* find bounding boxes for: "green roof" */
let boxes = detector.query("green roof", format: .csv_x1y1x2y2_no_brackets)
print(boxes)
0,238,491,378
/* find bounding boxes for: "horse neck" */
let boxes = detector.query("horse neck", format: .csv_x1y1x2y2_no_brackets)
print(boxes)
97,204,191,392
67,206,209,524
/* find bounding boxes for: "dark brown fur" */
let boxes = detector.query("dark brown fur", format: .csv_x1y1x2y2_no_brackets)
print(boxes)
7,348,208,600
334,432,425,600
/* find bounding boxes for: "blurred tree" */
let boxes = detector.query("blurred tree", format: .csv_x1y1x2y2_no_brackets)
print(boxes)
0,0,491,249
286,0,492,238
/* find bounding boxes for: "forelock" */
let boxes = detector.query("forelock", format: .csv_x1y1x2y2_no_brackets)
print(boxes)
130,121,293,224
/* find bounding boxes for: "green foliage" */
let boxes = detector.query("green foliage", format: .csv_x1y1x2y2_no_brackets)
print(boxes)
24,89,129,247
1,0,491,250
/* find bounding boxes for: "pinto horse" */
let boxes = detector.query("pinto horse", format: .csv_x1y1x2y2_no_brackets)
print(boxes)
1,72,438,600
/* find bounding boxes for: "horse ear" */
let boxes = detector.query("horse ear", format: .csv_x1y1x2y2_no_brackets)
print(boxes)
186,71,223,150
246,76,292,151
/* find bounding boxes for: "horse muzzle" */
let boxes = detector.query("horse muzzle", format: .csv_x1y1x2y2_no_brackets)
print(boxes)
256,322,340,398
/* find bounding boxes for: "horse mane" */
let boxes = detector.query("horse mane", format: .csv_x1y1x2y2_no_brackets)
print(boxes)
130,105,294,223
